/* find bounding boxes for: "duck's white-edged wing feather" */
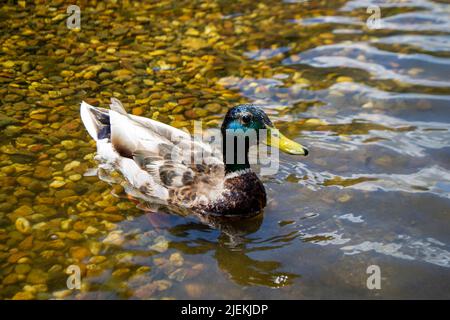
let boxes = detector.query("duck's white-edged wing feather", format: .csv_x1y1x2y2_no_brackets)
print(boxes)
80,101,110,141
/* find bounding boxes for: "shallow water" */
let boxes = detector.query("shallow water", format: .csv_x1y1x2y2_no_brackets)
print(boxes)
1,0,450,299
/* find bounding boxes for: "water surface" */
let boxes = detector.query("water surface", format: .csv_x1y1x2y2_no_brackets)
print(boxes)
0,0,449,299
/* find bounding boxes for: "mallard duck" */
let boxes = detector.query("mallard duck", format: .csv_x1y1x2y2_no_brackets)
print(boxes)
80,98,308,217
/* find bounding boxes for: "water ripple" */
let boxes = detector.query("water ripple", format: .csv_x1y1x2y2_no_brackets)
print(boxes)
375,35,450,53
341,235,450,268
379,11,450,32
283,43,450,87
341,0,441,11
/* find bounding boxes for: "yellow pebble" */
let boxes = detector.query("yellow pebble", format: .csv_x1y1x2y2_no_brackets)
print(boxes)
336,76,354,83
16,217,31,234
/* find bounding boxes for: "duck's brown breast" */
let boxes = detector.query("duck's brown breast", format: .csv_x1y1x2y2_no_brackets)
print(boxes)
197,171,267,217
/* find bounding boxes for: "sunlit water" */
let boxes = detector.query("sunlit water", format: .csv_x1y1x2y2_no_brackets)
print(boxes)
0,0,449,299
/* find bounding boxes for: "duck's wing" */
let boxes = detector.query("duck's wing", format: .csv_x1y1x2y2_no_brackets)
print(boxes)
80,99,225,206
133,148,226,207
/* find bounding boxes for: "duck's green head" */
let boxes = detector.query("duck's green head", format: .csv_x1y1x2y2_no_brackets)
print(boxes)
221,104,309,156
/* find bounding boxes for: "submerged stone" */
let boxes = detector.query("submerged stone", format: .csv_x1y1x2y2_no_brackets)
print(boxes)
149,236,169,253
15,217,31,234
26,269,48,285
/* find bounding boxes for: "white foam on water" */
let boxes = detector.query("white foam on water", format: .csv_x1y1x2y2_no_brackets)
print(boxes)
338,213,364,223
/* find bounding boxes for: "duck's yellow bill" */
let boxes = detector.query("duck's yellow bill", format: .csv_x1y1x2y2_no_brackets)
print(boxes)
266,127,309,156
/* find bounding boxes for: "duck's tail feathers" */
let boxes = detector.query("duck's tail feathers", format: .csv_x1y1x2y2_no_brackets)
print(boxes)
80,101,111,141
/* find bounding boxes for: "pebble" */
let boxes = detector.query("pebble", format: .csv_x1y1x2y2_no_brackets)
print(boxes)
135,266,151,274
13,205,33,217
63,161,80,172
55,152,68,160
133,283,158,299
338,194,352,203
19,235,33,250
61,140,76,150
103,230,125,246
115,252,133,266
66,230,83,241
154,280,172,291
48,265,63,274
12,291,35,300
149,236,169,253
89,255,107,264
336,76,354,83
15,264,31,274
53,289,72,299
73,221,88,231
16,176,33,186
169,252,184,267
26,269,48,285
304,118,328,126
15,217,31,234
84,226,99,235
17,257,31,264
60,70,74,77
3,273,19,285
8,252,28,264
184,283,204,298
169,268,187,281
132,107,144,116
60,219,72,231
70,246,91,260
3,60,15,68
49,180,66,188
205,103,222,113
112,268,130,277
30,113,47,121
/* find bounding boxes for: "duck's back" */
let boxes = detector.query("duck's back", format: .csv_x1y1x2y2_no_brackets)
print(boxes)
81,99,226,204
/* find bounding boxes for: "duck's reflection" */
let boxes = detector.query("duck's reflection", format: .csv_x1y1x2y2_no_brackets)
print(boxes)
163,212,300,288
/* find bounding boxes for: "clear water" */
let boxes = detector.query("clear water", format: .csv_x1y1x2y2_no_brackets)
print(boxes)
0,0,449,299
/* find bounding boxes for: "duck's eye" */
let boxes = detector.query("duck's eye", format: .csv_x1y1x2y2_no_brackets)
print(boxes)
241,114,252,124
